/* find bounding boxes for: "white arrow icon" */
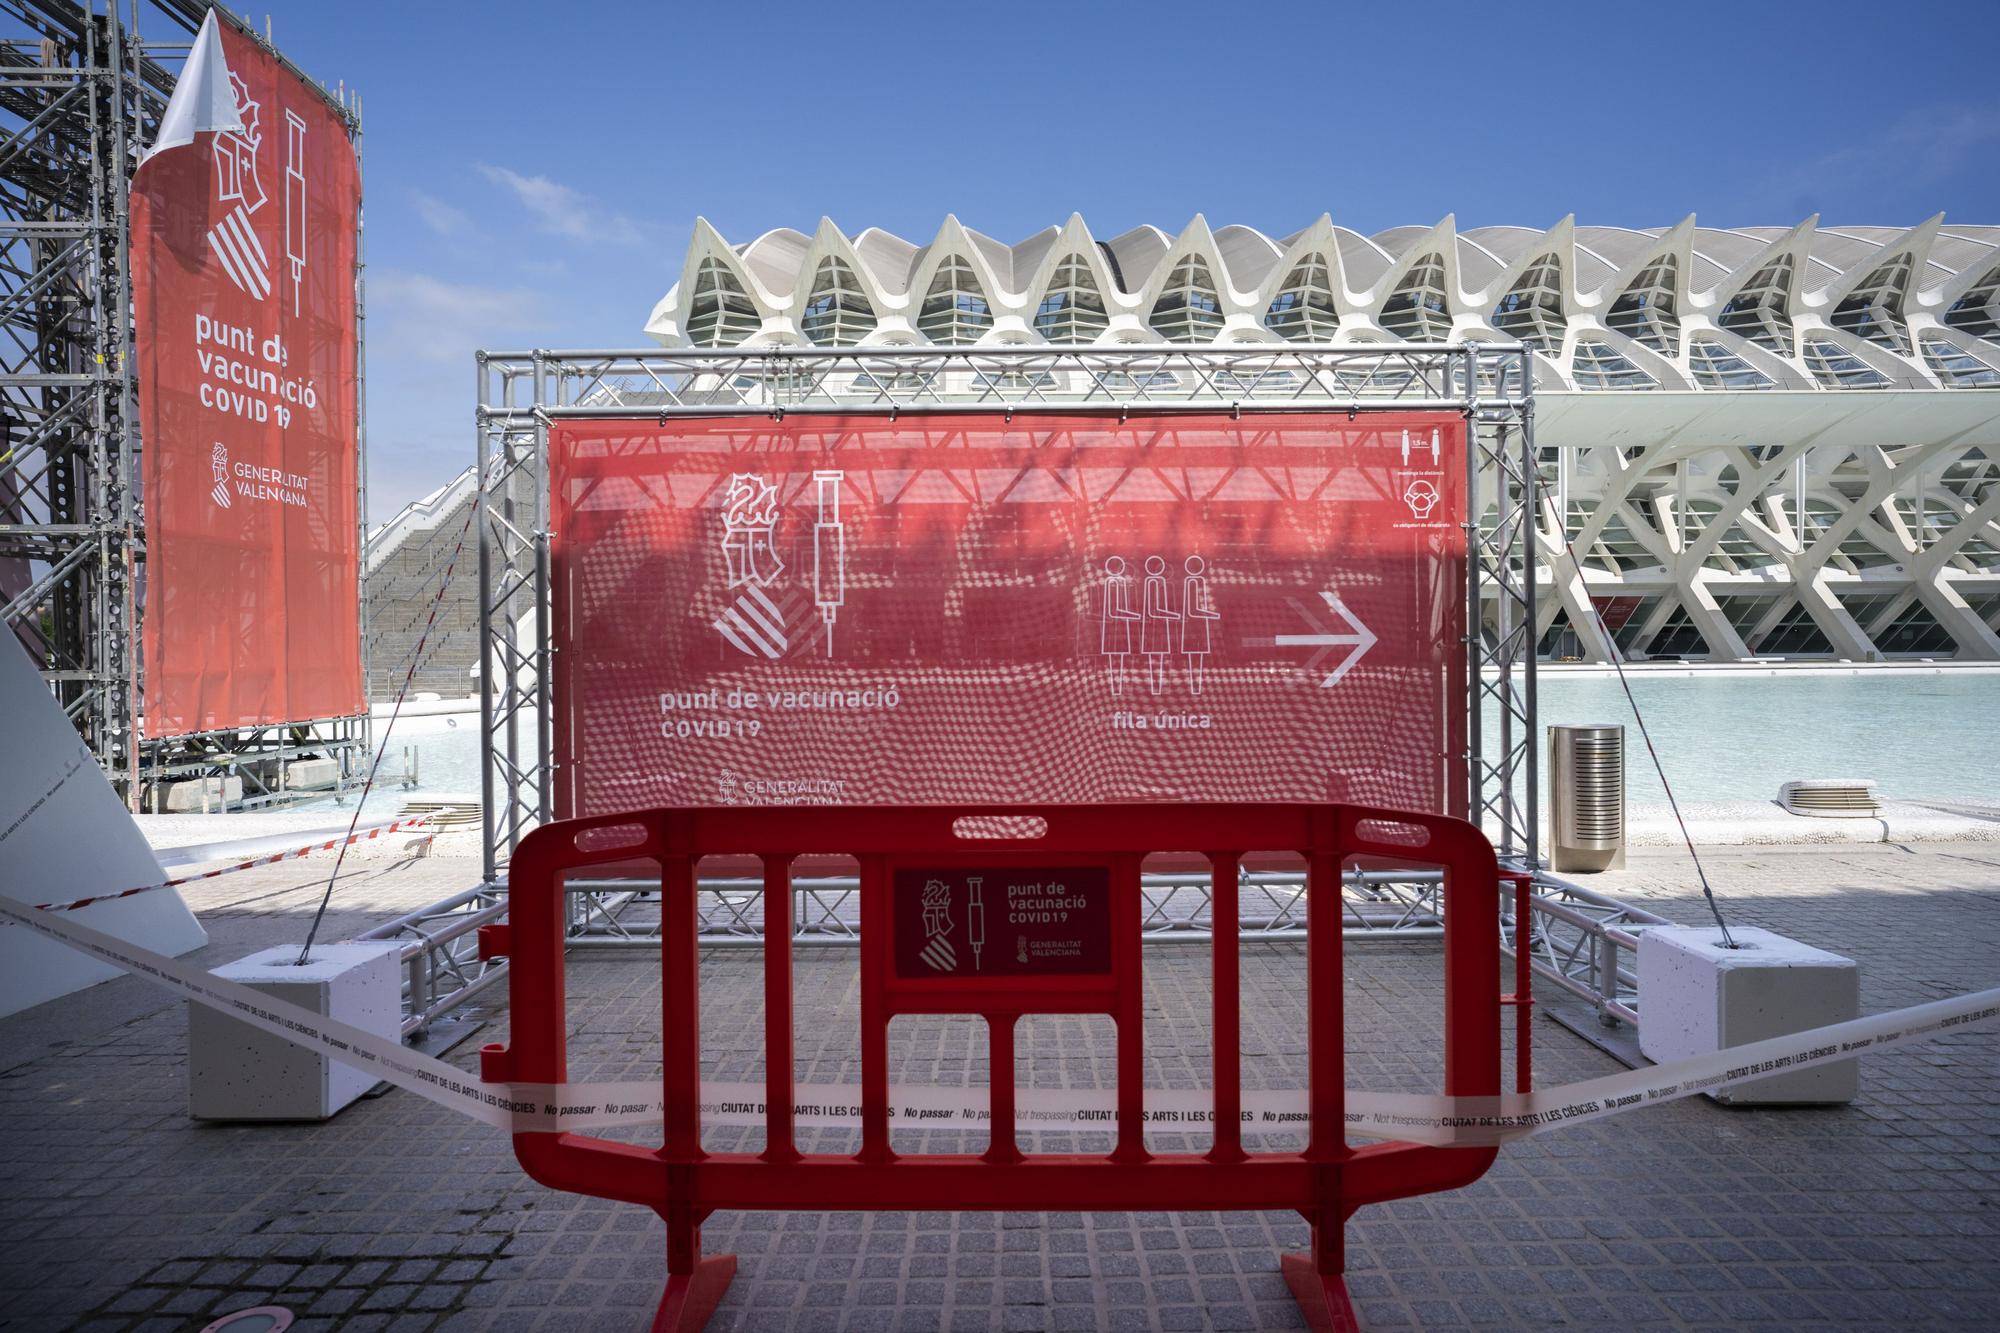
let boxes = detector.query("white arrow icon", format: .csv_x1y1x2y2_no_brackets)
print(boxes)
1275,590,1378,688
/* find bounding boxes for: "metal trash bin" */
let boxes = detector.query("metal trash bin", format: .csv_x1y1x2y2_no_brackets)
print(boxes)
1549,723,1625,872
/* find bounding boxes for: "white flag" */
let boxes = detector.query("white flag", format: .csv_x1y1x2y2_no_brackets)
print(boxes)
145,11,243,159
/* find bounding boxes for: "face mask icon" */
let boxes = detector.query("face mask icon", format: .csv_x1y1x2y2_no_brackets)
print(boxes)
1402,478,1440,520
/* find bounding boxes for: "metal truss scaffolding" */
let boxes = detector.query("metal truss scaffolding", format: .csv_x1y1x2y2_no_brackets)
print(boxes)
474,343,1542,883
0,1,368,806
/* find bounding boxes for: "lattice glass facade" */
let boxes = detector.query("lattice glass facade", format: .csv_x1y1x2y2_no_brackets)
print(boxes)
1923,336,2000,387
1718,256,1796,355
1687,338,1774,390
1573,340,1656,390
685,256,760,347
1832,254,1914,353
1606,255,1679,354
1148,254,1225,342
1492,254,1567,354
1804,338,1892,389
1379,252,1451,341
800,256,877,346
1032,253,1109,342
917,255,993,344
1948,265,2000,338
1263,254,1341,340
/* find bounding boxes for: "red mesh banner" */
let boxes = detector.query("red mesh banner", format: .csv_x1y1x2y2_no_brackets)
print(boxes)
551,413,1466,814
134,23,361,737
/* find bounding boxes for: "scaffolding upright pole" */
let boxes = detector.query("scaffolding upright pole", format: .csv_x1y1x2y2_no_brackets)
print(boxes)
1463,345,1482,830
476,353,498,884
1520,348,1540,869
354,87,371,781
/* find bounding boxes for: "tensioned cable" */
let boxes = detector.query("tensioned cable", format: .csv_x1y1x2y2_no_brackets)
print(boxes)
296,499,479,964
1551,524,1736,948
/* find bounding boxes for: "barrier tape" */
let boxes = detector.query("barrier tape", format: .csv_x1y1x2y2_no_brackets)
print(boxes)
3,894,1995,1146
19,815,436,916
295,497,481,964
159,814,437,889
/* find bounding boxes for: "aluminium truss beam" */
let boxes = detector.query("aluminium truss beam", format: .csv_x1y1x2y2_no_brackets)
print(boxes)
475,344,1540,880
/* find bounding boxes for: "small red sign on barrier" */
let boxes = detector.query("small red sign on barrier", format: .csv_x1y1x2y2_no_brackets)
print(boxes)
893,866,1112,979
483,802,1504,1331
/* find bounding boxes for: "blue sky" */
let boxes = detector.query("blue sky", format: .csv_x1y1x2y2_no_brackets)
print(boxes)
243,0,2000,516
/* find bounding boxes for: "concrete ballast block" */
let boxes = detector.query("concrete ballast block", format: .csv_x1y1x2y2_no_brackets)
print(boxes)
155,775,244,812
1637,925,1859,1105
187,941,406,1120
281,757,342,790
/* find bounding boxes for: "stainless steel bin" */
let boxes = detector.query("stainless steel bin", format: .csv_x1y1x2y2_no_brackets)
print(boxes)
1549,723,1625,872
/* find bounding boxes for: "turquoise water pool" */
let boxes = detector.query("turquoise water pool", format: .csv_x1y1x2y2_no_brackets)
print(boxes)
1519,671,2000,804
356,671,2000,816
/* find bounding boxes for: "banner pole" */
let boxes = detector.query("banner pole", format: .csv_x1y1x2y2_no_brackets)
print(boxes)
476,354,498,885
1520,352,1540,870
108,0,141,809
354,84,370,774
1463,356,1482,830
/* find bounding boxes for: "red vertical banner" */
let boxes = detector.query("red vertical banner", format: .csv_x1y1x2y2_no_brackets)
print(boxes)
550,412,1467,815
133,22,360,737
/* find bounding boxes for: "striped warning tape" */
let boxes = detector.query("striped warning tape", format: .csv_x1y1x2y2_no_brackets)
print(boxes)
19,814,436,915
158,814,438,888
1,891,1995,1144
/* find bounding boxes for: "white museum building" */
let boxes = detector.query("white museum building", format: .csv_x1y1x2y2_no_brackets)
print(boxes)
640,213,2000,664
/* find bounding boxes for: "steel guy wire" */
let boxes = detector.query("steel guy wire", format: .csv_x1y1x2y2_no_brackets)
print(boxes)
297,498,479,964
1554,527,1736,948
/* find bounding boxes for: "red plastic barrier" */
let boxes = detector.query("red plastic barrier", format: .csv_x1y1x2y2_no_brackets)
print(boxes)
483,803,1503,1331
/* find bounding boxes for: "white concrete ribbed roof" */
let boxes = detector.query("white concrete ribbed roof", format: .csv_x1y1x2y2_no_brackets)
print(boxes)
645,214,2000,393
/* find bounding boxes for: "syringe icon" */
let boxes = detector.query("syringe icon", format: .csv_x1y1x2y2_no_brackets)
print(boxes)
967,876,985,971
283,111,307,316
812,470,845,655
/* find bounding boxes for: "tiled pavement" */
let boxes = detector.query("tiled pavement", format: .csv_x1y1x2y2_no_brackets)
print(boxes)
1,843,1996,1331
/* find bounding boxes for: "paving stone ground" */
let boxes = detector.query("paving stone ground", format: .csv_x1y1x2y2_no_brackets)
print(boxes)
1,842,1996,1331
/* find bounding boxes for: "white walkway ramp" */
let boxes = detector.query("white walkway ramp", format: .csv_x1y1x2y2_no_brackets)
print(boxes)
0,639,207,1016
